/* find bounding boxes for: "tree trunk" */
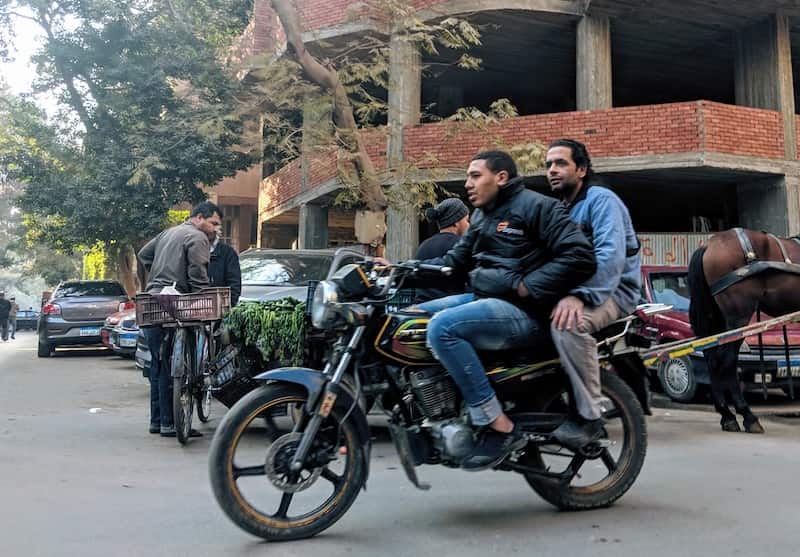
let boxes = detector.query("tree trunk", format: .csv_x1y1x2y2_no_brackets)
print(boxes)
270,0,388,214
111,244,139,296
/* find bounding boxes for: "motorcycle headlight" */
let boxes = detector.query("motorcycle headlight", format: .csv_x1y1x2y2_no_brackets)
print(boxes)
311,280,341,329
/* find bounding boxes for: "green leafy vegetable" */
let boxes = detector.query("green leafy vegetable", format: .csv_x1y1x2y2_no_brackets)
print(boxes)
224,298,308,366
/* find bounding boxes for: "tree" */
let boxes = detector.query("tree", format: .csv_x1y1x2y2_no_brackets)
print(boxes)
243,0,543,250
0,0,257,293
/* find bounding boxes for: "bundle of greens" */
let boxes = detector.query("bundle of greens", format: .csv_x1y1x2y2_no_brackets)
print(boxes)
224,298,308,366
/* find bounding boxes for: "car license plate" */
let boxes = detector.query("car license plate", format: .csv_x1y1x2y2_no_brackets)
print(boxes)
777,360,800,378
80,327,101,337
119,336,137,348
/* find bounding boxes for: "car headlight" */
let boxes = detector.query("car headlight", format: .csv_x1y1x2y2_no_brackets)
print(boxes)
311,281,341,329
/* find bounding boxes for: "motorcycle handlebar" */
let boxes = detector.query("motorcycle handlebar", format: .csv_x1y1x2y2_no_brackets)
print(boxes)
416,262,453,275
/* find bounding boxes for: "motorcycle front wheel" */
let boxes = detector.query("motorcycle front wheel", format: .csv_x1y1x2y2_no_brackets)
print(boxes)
521,370,647,510
208,383,366,541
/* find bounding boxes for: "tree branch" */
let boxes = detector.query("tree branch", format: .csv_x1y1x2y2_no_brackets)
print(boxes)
270,0,387,212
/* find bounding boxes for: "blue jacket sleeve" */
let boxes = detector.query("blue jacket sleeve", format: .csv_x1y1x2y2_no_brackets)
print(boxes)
571,193,627,306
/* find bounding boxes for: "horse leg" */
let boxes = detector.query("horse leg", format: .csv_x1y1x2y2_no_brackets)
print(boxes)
726,358,765,433
705,347,739,432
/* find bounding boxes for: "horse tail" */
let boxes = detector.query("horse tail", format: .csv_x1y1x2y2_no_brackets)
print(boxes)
687,246,725,337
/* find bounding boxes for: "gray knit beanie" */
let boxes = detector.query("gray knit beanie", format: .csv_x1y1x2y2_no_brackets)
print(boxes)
425,198,469,230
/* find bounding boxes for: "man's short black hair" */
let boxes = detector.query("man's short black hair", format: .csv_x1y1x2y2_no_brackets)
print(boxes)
548,139,595,183
190,201,223,219
472,150,518,179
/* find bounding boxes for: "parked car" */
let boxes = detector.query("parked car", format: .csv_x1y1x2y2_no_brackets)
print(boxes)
238,248,362,303
109,309,138,358
635,265,800,402
14,309,40,331
101,309,128,348
37,280,134,358
134,329,151,378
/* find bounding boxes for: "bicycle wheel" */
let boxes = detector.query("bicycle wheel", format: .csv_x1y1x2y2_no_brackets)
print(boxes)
171,328,195,445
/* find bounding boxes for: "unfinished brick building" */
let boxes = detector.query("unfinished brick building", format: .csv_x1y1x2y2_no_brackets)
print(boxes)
221,0,800,264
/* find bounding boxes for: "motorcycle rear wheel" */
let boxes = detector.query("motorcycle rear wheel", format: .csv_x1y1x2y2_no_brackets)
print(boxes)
522,371,647,510
209,383,366,541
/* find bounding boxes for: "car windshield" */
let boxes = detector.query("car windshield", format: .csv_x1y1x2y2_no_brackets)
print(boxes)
239,253,334,286
650,272,691,312
56,282,126,297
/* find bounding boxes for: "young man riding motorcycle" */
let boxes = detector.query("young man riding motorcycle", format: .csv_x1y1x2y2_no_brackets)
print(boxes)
404,150,597,471
546,139,642,451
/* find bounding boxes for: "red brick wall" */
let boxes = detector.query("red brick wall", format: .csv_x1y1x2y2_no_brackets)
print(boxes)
296,0,443,32
262,101,787,211
701,101,783,159
404,102,704,169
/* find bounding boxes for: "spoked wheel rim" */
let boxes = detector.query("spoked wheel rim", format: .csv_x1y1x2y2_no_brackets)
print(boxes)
527,380,638,494
663,358,690,395
223,395,357,528
197,389,212,423
175,374,194,444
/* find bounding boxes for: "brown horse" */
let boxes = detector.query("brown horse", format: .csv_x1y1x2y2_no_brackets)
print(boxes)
687,228,800,433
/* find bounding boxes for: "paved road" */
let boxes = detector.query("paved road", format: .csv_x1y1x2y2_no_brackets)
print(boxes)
2,331,799,557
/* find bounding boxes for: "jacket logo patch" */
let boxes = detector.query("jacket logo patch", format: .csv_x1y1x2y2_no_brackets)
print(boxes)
496,221,523,236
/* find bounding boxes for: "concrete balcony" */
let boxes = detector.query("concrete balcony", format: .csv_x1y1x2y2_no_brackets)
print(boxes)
260,101,792,217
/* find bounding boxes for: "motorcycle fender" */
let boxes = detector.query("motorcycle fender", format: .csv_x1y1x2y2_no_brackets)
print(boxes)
608,352,652,415
254,367,372,483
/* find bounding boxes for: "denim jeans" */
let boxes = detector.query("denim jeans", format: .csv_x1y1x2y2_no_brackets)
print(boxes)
416,294,548,426
144,327,173,428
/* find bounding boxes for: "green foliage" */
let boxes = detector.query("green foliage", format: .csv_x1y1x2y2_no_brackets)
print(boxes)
166,209,190,227
82,243,107,280
0,1,256,266
224,298,308,366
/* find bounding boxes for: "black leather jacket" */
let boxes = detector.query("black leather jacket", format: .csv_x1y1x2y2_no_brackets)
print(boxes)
435,177,597,317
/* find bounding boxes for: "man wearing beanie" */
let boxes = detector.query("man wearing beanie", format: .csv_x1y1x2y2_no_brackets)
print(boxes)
413,198,470,302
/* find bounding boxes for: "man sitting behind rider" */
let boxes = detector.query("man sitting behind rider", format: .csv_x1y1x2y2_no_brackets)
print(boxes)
546,139,642,450
413,150,596,470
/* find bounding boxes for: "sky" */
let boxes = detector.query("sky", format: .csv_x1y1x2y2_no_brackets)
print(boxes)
2,14,59,116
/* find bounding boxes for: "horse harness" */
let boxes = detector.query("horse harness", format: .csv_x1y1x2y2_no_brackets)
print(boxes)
710,227,800,296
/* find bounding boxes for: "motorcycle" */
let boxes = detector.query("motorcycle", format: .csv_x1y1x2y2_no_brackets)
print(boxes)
208,250,653,541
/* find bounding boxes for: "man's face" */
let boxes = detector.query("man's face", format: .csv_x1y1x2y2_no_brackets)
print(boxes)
546,146,586,199
465,159,508,208
195,212,222,241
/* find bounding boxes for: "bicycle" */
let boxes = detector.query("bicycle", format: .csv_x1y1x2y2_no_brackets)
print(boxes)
136,287,231,445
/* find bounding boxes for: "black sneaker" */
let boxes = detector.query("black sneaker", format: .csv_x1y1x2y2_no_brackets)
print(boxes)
149,424,160,434
551,418,605,452
461,425,527,472
160,425,177,437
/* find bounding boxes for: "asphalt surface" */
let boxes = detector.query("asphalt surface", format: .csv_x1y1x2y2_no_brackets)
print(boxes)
2,330,800,557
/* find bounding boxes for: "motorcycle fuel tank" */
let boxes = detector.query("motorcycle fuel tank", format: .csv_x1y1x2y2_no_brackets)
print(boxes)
374,310,437,366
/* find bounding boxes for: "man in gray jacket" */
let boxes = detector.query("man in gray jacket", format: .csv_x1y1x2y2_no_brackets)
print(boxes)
137,201,222,437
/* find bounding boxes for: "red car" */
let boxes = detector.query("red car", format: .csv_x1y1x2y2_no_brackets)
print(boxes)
636,265,800,402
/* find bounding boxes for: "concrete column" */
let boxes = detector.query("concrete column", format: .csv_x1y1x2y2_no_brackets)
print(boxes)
385,31,422,262
735,14,797,160
737,176,790,235
298,204,328,249
576,14,612,111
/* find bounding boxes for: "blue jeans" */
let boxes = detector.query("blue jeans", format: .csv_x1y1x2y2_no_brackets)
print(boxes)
144,327,173,428
417,294,548,426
